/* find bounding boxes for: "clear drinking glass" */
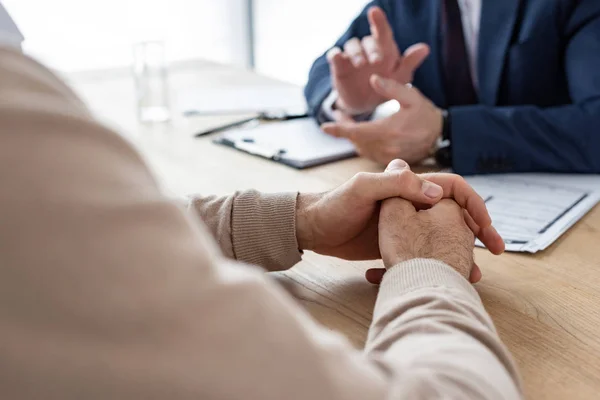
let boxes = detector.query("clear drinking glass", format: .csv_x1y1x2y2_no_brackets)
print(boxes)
132,41,171,123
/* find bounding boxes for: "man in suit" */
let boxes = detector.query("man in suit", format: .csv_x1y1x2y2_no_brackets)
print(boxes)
305,1,600,175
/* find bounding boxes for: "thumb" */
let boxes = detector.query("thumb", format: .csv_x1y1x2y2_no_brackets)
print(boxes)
396,43,430,78
370,75,421,107
356,159,443,203
385,159,410,172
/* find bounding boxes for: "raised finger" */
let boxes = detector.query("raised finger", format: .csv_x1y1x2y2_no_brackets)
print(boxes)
392,43,430,82
368,6,393,45
361,36,382,64
327,47,353,77
343,37,366,68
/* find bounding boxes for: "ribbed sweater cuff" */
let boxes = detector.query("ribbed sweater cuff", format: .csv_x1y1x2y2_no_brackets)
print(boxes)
232,191,302,271
376,259,481,312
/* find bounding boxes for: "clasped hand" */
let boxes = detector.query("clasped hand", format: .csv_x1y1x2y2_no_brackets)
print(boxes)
296,160,504,283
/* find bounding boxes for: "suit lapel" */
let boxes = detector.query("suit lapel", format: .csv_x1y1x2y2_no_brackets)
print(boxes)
477,0,522,105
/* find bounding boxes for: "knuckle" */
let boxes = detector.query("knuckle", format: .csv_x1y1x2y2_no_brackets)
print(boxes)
350,172,370,188
344,37,360,49
395,168,416,186
452,174,468,189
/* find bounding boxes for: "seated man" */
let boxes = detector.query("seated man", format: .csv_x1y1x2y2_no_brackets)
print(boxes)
0,47,523,398
305,1,600,175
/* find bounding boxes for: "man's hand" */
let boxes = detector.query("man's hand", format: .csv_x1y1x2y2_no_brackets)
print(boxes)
296,160,504,283
322,75,443,165
327,6,430,115
379,198,477,279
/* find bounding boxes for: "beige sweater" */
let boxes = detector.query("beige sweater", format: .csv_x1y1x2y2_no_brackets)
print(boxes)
0,47,522,399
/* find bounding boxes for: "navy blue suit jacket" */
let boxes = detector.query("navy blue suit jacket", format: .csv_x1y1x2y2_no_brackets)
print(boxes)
304,0,600,175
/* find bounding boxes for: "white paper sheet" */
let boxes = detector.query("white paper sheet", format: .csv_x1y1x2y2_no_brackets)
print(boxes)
216,118,356,168
466,174,600,253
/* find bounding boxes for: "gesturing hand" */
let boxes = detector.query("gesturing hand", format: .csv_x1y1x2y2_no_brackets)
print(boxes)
323,75,443,165
378,198,477,280
296,160,504,282
327,6,430,115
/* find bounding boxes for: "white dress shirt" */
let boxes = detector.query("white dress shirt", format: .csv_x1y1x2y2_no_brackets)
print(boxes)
321,0,481,120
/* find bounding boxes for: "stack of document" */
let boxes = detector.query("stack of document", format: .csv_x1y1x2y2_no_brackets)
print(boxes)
466,174,600,253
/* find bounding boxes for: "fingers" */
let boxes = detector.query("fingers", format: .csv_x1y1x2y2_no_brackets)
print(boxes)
464,211,505,255
348,159,444,205
343,37,366,68
321,119,380,140
326,47,353,78
401,43,431,72
368,6,394,44
478,226,505,254
370,75,422,107
321,120,357,140
365,268,385,285
469,263,483,283
425,198,465,220
420,173,492,229
391,43,431,83
361,36,382,64
380,197,416,219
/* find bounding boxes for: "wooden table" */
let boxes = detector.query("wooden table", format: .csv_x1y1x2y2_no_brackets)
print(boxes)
68,61,600,400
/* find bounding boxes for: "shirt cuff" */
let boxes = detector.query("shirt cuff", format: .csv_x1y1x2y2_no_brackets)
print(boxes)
232,191,303,272
317,90,374,124
375,259,481,313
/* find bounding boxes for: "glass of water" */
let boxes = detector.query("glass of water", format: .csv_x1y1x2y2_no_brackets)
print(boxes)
132,41,171,123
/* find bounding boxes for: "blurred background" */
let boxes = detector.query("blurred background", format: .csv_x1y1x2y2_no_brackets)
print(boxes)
4,0,367,85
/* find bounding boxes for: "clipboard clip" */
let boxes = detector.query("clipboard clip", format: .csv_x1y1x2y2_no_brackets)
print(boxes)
232,140,287,160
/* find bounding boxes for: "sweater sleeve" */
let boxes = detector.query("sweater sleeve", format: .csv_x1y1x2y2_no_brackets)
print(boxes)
0,46,522,400
188,191,302,271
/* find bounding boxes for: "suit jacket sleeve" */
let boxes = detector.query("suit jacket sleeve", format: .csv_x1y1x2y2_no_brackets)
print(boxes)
303,0,393,117
451,4,600,175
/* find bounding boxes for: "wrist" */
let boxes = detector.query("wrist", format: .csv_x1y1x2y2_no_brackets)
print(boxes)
334,97,376,117
433,107,444,139
295,193,319,251
433,109,453,167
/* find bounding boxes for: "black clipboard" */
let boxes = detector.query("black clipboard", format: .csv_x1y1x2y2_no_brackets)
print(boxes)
213,118,356,169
